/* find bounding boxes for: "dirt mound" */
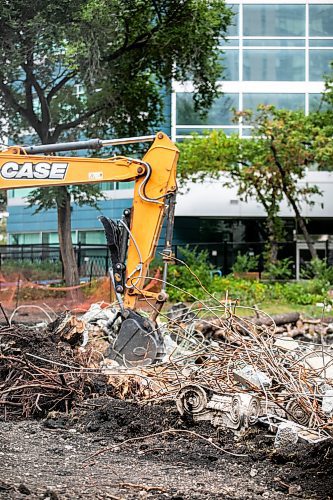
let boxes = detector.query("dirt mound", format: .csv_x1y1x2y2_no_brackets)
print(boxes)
2,315,333,498
2,397,333,499
0,319,115,419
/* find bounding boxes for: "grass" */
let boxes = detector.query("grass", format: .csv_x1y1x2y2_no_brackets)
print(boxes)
233,301,331,318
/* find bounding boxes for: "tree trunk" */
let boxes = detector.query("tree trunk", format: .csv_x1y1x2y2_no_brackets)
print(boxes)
57,187,80,286
287,197,318,260
266,218,279,263
41,133,81,289
254,187,280,265
269,142,318,260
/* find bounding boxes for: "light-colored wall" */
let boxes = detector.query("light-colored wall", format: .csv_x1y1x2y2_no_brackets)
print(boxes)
176,171,333,218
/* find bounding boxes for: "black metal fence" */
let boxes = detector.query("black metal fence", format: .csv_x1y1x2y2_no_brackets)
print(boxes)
0,243,110,279
0,241,302,280
1,240,331,281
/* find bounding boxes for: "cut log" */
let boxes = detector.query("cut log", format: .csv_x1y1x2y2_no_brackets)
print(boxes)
250,312,300,327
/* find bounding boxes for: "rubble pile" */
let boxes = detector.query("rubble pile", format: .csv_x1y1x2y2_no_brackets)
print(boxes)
193,311,333,343
0,312,116,419
147,304,333,446
2,301,333,449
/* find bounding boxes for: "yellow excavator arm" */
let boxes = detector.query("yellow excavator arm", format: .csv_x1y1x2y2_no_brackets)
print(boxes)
0,132,179,365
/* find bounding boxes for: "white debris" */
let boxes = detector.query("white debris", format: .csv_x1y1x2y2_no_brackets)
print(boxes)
79,303,119,346
303,355,333,379
81,303,118,323
250,468,258,478
274,338,300,352
322,389,333,416
233,364,272,389
162,334,178,361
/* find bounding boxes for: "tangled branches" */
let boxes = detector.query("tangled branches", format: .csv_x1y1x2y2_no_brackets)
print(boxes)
139,304,333,437
0,322,108,419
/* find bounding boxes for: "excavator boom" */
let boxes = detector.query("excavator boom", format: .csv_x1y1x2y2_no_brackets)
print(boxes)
0,132,179,365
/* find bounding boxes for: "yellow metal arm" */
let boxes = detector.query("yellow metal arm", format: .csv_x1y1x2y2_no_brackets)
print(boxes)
0,132,179,310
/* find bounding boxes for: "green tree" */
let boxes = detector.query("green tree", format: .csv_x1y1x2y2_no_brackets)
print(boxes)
179,106,332,263
0,0,232,285
178,129,284,263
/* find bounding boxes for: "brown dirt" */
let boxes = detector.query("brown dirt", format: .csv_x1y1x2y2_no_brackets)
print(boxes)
1,398,333,499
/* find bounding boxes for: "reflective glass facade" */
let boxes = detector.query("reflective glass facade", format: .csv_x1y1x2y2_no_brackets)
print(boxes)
176,93,238,126
243,4,305,36
243,49,305,81
173,1,333,140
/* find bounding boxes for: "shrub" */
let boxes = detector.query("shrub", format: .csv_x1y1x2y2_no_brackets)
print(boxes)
166,247,331,306
167,246,214,301
231,253,259,273
301,258,333,285
265,257,293,280
1,259,62,281
279,282,319,305
211,276,267,304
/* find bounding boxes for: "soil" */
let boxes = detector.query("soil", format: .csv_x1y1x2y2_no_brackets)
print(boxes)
1,398,333,500
2,319,333,499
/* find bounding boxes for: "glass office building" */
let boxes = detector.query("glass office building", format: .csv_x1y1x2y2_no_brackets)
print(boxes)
172,0,333,140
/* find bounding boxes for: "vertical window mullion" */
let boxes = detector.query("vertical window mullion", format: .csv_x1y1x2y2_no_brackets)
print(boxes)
239,1,243,137
305,0,309,114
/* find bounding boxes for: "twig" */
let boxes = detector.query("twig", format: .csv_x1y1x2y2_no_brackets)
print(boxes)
0,303,10,326
116,482,166,493
85,428,248,462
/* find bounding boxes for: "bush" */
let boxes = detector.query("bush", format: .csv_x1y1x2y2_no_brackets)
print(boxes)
265,257,293,280
301,258,333,285
211,276,267,304
1,259,62,281
166,247,331,306
277,281,323,305
231,253,259,273
167,246,214,301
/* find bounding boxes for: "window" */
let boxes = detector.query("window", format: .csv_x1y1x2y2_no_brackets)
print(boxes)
176,93,239,126
309,94,330,112
243,5,305,37
99,181,134,190
309,5,333,37
219,49,239,80
309,40,333,48
78,231,106,245
309,50,333,81
117,181,134,190
42,232,60,244
243,93,305,112
243,39,305,47
225,4,239,38
219,38,239,47
175,128,239,137
99,182,117,191
243,49,305,81
8,188,34,199
10,233,41,244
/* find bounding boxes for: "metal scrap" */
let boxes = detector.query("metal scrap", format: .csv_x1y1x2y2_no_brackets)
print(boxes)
3,296,333,448
137,303,333,445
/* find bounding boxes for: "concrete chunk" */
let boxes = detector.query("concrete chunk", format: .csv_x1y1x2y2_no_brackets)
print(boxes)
233,364,272,389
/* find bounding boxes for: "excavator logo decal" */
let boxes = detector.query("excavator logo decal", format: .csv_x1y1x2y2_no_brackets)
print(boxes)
0,161,68,180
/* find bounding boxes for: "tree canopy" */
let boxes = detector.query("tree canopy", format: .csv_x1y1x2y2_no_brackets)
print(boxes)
0,0,233,285
0,0,232,144
179,106,333,263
